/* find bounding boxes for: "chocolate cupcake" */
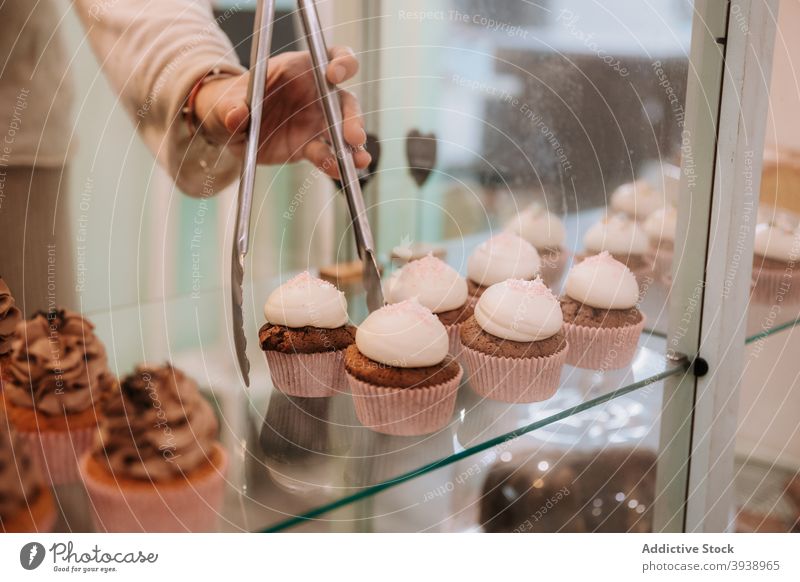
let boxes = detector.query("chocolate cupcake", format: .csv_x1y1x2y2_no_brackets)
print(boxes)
2,309,111,484
751,222,800,304
560,253,645,370
80,365,227,532
581,213,651,281
259,272,355,397
610,180,663,220
466,233,540,301
386,254,473,356
0,278,22,381
642,205,678,284
460,279,568,403
344,299,463,436
505,203,568,287
0,410,56,532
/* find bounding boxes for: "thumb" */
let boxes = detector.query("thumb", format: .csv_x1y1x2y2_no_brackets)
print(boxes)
223,103,249,135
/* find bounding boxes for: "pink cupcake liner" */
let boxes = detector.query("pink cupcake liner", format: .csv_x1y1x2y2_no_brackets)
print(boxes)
539,249,568,288
265,349,349,397
15,425,97,486
460,343,568,403
751,266,800,305
346,366,463,436
446,323,463,358
80,444,228,533
562,315,646,370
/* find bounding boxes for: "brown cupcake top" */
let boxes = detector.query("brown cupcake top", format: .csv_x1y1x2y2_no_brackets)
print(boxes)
93,365,219,482
0,411,44,523
4,309,110,416
0,279,22,356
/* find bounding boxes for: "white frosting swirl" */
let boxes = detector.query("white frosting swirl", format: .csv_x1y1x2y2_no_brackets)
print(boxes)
467,233,541,286
474,279,563,342
565,252,639,309
753,223,800,262
264,271,348,328
504,203,566,249
355,299,449,368
643,206,678,244
386,254,467,313
610,180,664,219
584,214,650,255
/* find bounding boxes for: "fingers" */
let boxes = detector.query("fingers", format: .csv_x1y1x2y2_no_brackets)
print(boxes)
303,139,372,178
339,89,367,149
304,140,340,179
326,45,359,84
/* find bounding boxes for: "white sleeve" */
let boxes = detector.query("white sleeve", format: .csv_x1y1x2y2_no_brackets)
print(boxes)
73,0,246,196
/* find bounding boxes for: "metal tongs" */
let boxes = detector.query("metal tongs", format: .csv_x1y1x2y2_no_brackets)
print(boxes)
232,0,383,386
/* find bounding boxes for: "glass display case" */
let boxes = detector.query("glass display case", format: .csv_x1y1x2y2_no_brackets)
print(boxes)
36,0,783,533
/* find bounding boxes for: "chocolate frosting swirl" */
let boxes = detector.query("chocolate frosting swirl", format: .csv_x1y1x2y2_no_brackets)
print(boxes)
4,309,110,416
0,278,22,356
0,412,44,522
93,365,219,481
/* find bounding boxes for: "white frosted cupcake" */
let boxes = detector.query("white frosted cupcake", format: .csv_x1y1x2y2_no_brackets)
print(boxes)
259,272,355,397
460,279,568,403
560,253,645,370
610,180,663,220
505,203,568,286
386,254,473,357
344,300,463,436
643,205,678,283
582,214,651,281
467,233,541,301
751,223,800,303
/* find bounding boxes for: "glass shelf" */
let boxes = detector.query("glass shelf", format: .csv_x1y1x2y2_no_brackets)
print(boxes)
253,342,687,532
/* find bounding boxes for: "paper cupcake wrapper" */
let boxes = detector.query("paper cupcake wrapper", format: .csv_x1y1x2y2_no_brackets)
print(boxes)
265,349,349,397
751,266,800,305
539,249,568,288
80,444,228,533
346,367,463,436
460,343,568,403
562,315,646,370
15,425,97,486
1,488,57,533
446,323,463,358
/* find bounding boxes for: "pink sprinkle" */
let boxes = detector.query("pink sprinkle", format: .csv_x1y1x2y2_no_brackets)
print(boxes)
379,299,438,323
578,252,631,273
402,253,447,277
284,271,337,290
505,277,556,300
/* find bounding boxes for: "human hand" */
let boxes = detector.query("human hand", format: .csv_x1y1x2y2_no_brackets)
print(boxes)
193,46,370,178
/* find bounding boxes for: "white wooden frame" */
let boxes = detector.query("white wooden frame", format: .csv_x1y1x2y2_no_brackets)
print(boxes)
655,0,778,532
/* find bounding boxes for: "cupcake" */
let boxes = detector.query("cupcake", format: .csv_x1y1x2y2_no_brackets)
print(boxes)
344,299,463,436
2,309,111,485
0,278,22,382
80,365,227,532
642,205,678,283
560,253,645,370
460,279,568,403
505,203,568,286
259,272,355,397
466,233,540,301
0,411,56,532
751,222,800,303
581,213,651,279
610,180,663,220
386,254,473,356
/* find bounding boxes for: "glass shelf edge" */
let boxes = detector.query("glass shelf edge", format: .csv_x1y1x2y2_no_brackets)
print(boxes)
258,360,690,533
